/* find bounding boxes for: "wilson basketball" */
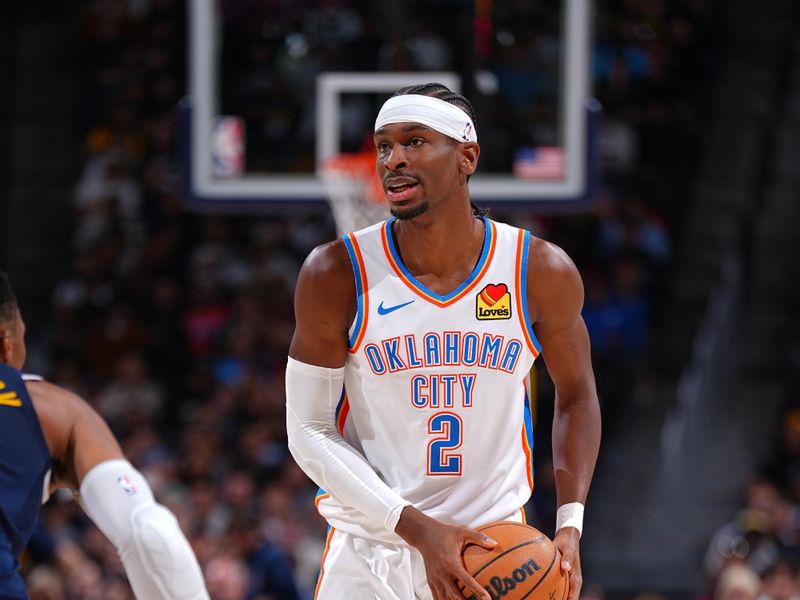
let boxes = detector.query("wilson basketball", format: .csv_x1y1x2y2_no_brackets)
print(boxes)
460,522,568,600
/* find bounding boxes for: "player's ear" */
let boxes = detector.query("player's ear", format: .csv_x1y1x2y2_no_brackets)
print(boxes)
0,329,10,364
460,142,480,177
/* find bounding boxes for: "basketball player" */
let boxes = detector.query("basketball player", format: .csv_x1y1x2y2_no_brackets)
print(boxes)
0,271,210,600
286,84,601,600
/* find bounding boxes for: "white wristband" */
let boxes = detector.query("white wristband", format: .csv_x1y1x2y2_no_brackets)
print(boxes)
556,502,585,537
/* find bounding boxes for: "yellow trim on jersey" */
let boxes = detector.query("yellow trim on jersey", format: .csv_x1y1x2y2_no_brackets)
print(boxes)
0,391,22,407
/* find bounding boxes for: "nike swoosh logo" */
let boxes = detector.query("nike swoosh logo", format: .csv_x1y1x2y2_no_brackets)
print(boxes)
377,300,415,315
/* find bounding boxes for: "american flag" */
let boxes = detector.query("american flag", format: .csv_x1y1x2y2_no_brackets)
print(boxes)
512,146,565,180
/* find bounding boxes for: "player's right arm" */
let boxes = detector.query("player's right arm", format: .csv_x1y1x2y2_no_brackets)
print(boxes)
28,381,210,600
287,241,413,531
288,240,355,367
288,242,495,600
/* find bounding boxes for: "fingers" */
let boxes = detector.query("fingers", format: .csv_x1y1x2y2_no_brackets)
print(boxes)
569,571,583,600
455,568,490,600
421,525,496,600
560,553,572,573
465,528,497,550
560,556,582,600
455,528,494,599
553,529,581,600
430,576,487,600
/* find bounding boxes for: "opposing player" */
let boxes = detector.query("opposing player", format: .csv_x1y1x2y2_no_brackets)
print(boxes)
286,83,601,600
0,271,210,600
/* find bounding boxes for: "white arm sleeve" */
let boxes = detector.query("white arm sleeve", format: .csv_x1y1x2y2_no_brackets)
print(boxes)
285,357,410,532
79,459,210,600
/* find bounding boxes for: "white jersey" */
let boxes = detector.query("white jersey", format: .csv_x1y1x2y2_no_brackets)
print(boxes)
315,217,542,541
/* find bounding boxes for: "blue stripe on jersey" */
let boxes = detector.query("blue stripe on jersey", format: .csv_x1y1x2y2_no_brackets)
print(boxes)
523,386,535,493
383,216,493,303
523,388,535,455
520,231,543,354
343,235,365,349
335,389,346,422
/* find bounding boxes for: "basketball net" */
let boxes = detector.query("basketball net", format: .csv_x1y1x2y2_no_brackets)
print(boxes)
320,151,390,237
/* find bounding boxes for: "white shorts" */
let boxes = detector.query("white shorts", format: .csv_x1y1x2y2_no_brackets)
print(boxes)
314,528,433,600
314,509,526,599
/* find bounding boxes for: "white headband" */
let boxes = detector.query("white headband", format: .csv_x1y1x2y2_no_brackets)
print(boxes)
375,94,477,143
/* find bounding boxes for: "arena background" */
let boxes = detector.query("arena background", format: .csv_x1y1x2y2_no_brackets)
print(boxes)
1,0,800,598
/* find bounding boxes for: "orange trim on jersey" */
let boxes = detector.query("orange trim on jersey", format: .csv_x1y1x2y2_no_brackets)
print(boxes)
336,396,350,435
520,507,528,524
515,229,540,357
314,492,330,509
521,424,534,492
381,219,497,307
346,234,369,353
313,527,336,599
521,379,535,494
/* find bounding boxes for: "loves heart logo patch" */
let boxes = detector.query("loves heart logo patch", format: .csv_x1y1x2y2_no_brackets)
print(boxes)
476,283,512,320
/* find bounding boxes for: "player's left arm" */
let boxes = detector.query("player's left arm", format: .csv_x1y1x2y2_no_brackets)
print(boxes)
28,380,124,490
527,238,601,600
28,381,210,600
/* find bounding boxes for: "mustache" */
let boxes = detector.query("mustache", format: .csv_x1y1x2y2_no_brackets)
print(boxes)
382,173,419,183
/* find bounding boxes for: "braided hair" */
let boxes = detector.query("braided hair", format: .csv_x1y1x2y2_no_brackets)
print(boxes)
391,83,488,217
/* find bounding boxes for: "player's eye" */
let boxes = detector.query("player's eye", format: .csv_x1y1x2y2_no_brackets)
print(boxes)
376,141,390,153
408,137,425,147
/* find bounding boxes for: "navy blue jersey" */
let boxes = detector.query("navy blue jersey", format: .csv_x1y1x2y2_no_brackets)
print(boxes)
0,364,51,599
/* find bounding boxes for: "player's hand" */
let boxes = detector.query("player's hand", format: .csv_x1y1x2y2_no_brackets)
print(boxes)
553,528,581,600
395,506,496,600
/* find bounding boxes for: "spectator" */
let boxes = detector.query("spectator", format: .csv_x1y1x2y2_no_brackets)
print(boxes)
715,563,761,600
205,554,249,600
760,561,800,600
704,479,799,579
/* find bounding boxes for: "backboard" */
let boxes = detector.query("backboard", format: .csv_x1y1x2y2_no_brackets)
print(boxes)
185,0,596,210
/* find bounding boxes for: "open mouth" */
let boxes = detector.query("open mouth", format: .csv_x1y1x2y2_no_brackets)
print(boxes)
386,182,419,201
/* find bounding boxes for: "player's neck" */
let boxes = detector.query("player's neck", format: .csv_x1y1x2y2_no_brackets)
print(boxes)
392,203,485,279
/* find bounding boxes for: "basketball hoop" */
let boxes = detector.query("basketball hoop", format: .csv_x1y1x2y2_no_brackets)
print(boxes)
320,151,390,237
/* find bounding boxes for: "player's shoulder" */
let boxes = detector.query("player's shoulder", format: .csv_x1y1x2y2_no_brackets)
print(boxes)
300,238,352,282
26,379,106,454
300,221,384,281
528,236,581,283
295,237,359,310
524,236,584,321
26,379,87,417
26,378,75,398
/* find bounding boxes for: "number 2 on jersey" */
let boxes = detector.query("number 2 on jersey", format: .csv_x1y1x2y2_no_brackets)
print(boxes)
427,412,463,475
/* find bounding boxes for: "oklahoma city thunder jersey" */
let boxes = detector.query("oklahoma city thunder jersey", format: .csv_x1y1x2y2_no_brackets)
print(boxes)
0,364,51,599
315,216,542,541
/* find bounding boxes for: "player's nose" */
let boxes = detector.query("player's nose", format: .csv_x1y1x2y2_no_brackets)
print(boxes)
383,144,409,172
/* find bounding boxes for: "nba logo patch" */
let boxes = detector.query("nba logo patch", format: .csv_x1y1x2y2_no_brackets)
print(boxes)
117,475,138,496
463,122,473,141
476,283,511,320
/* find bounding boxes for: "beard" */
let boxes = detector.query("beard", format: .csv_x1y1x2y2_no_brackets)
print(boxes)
390,200,429,221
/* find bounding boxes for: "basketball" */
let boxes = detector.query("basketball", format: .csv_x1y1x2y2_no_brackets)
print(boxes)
460,522,568,600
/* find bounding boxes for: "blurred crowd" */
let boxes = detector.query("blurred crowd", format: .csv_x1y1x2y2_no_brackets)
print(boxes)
14,0,732,598
697,408,800,600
